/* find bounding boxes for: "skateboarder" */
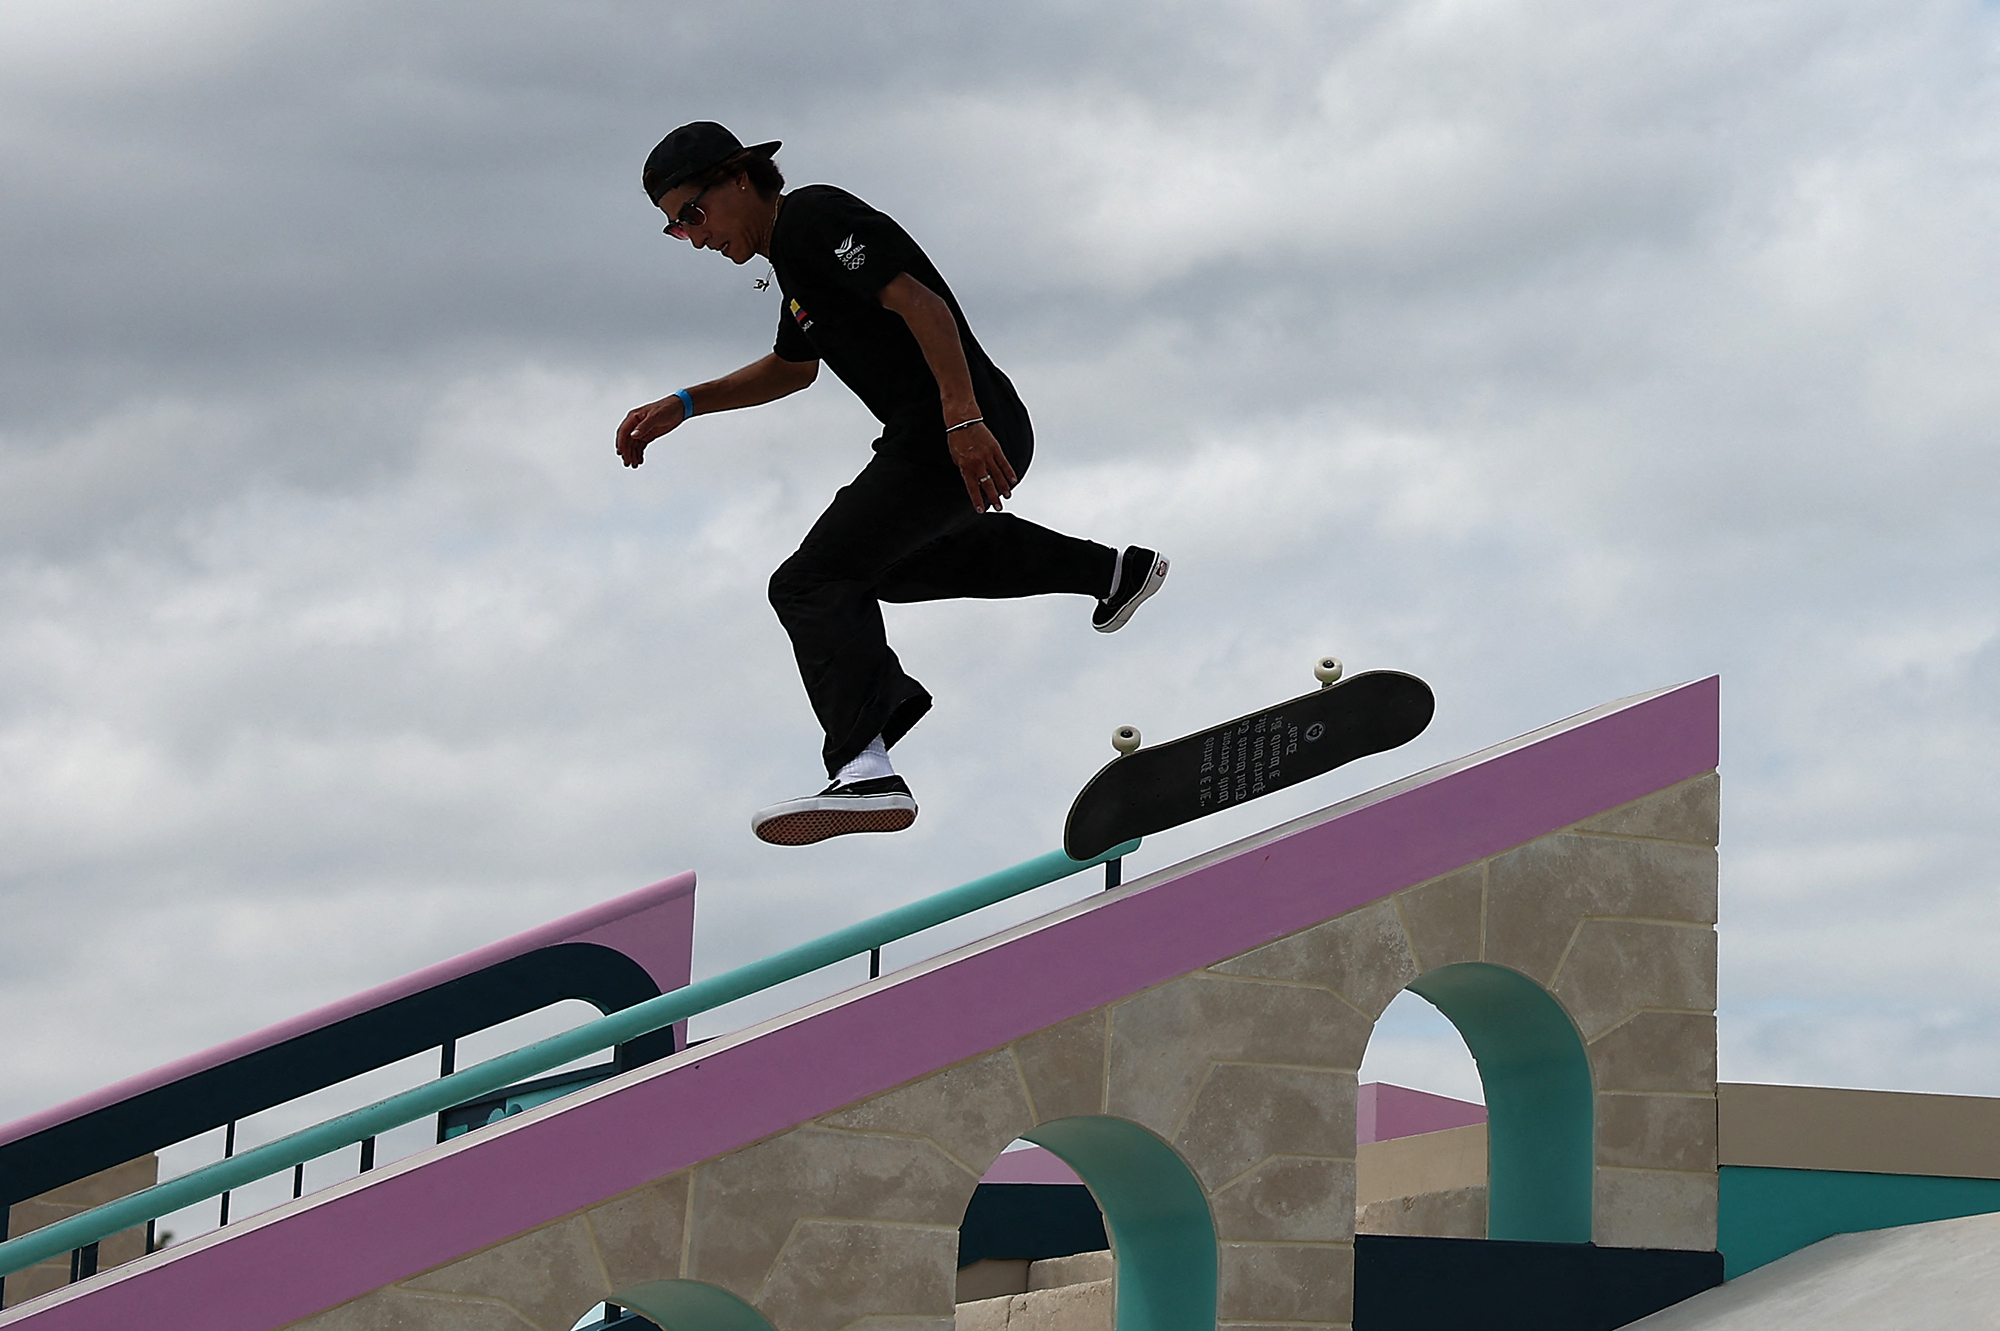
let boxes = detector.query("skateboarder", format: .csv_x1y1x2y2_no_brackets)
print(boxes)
617,122,1169,846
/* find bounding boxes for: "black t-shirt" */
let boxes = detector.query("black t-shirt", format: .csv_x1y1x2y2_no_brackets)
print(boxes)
770,185,1021,439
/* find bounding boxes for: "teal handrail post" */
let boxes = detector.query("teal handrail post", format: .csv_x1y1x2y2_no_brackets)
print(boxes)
0,840,1140,1280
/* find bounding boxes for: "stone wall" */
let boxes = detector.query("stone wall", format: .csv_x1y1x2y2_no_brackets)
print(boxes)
297,772,1718,1331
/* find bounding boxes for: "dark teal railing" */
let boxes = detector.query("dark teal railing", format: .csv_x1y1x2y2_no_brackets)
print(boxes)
0,840,1138,1279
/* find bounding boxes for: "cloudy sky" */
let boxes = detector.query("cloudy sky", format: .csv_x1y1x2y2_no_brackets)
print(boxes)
5,0,1999,1231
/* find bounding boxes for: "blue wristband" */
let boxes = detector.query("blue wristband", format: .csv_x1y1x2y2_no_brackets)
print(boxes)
673,388,696,419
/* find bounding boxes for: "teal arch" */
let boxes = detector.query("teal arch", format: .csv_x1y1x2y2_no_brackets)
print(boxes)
613,1280,777,1331
1405,962,1594,1243
1023,1116,1217,1331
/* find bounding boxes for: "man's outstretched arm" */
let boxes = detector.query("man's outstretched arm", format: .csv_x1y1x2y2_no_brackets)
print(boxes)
617,353,820,468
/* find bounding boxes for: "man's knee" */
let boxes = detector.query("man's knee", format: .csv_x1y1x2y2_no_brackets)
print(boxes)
768,557,802,613
769,548,830,616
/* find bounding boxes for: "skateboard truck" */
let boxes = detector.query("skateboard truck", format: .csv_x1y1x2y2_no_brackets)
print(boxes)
1103,726,1144,887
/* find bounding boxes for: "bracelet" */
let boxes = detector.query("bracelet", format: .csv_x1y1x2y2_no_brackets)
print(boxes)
944,416,984,434
673,388,696,419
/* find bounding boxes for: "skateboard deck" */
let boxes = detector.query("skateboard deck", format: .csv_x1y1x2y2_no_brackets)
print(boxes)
1063,669,1435,861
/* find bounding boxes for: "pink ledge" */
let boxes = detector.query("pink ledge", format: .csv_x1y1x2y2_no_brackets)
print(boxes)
0,874,696,1151
1358,1083,1488,1144
4,678,1717,1331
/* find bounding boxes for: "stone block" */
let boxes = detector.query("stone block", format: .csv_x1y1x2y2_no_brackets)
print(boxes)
686,1128,974,1298
956,1279,1113,1331
757,1218,957,1331
1484,836,1717,985
1577,773,1719,846
1107,974,1368,1139
2,1158,157,1305
1586,1012,1717,1094
1209,1156,1356,1243
22,1156,160,1211
1011,1012,1107,1123
822,1049,1033,1176
1355,1184,1487,1238
954,1292,1014,1331
1552,921,1716,1040
1216,1241,1353,1323
1017,1279,1112,1331
5,1199,65,1237
301,1287,540,1330
1596,1094,1717,1174
97,1222,148,1270
1395,866,1485,973
1029,1250,1113,1289
957,1258,1030,1302
585,1174,689,1291
1214,899,1417,1019
401,1215,607,1331
1592,1168,1718,1252
0,1260,68,1311
1175,1064,1354,1191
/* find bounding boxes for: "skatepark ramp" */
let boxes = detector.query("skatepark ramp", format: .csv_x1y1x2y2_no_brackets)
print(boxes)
0,678,1722,1330
1624,1211,2000,1329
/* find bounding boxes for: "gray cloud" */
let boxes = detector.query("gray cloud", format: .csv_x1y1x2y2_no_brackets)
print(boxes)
4,0,1999,1186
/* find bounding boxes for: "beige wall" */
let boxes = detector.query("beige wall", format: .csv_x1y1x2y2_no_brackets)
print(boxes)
1719,1083,2000,1179
284,771,1720,1331
1354,1125,1489,1240
1355,1125,1487,1205
3,1156,158,1310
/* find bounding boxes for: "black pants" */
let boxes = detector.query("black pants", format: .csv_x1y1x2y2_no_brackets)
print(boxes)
768,418,1115,777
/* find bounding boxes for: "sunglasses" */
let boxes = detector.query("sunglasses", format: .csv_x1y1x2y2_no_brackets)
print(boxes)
662,183,716,240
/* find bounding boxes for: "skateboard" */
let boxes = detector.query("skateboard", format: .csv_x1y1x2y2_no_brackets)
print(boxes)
1063,659,1436,861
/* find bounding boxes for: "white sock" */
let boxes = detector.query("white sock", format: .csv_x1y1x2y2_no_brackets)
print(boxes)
834,736,894,786
1103,549,1125,601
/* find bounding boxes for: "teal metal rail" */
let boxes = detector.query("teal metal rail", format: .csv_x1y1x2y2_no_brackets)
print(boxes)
0,840,1139,1280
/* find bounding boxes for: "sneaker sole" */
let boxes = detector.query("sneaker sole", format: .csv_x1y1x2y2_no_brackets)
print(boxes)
752,799,918,846
1094,556,1170,634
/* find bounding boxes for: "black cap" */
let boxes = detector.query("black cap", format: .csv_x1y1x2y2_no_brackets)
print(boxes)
643,122,781,203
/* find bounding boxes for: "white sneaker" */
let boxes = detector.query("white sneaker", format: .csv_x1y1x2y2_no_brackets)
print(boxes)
751,776,919,846
1093,546,1169,633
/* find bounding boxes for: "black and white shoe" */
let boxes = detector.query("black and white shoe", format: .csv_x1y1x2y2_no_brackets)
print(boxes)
751,775,919,846
1092,546,1169,633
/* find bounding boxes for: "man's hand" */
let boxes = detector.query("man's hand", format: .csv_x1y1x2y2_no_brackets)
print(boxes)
875,274,1020,513
614,357,819,471
616,395,687,468
948,419,1018,512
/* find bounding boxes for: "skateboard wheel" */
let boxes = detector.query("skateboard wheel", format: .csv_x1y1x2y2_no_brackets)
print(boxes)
1314,656,1344,686
1112,725,1142,755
